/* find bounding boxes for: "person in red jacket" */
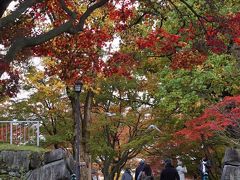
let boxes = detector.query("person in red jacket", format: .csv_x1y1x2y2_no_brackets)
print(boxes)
160,159,180,180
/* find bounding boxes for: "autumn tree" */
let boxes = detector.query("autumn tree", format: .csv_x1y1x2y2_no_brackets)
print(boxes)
175,95,240,179
177,95,240,149
0,65,73,148
88,73,161,179
131,53,240,178
1,0,240,76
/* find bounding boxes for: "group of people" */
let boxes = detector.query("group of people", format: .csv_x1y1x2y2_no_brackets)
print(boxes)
122,159,184,180
159,159,186,180
122,157,211,180
122,160,154,180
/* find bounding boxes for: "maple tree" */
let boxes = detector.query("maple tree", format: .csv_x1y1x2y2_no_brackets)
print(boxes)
0,0,238,68
177,95,240,148
35,9,137,179
173,95,240,179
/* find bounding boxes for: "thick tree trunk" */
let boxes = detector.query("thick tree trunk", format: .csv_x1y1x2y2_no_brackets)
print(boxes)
115,169,121,180
102,159,112,180
103,172,115,180
80,91,94,180
68,89,93,180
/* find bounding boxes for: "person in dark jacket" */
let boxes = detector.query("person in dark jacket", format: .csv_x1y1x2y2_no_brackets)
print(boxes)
138,163,154,180
135,160,145,180
160,159,180,180
198,157,211,180
122,168,133,180
143,163,153,179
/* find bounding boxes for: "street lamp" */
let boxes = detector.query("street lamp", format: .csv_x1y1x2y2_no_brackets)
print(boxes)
74,80,83,180
75,81,83,93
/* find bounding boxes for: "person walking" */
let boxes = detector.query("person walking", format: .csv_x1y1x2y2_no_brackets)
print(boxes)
142,163,153,177
137,160,154,180
135,160,145,180
160,159,180,180
176,161,187,180
122,167,133,180
199,158,211,180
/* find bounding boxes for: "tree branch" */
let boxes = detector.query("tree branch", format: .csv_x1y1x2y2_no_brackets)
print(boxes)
179,0,207,32
0,0,12,18
4,0,109,61
75,0,109,32
128,12,148,28
59,0,77,19
5,21,73,60
0,0,44,29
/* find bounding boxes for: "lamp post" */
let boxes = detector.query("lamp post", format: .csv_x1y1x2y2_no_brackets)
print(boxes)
74,81,83,180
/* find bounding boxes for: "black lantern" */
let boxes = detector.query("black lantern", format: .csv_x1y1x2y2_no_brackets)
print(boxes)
74,80,83,93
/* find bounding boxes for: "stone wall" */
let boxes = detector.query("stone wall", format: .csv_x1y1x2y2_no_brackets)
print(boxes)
221,148,240,180
0,148,74,180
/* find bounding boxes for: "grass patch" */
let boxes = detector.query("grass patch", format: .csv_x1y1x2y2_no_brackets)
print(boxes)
0,143,49,152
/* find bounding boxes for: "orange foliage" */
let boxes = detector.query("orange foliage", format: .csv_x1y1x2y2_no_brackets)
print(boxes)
171,50,207,70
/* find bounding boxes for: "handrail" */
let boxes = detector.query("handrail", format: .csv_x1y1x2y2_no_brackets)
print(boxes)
0,120,40,146
0,121,40,123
